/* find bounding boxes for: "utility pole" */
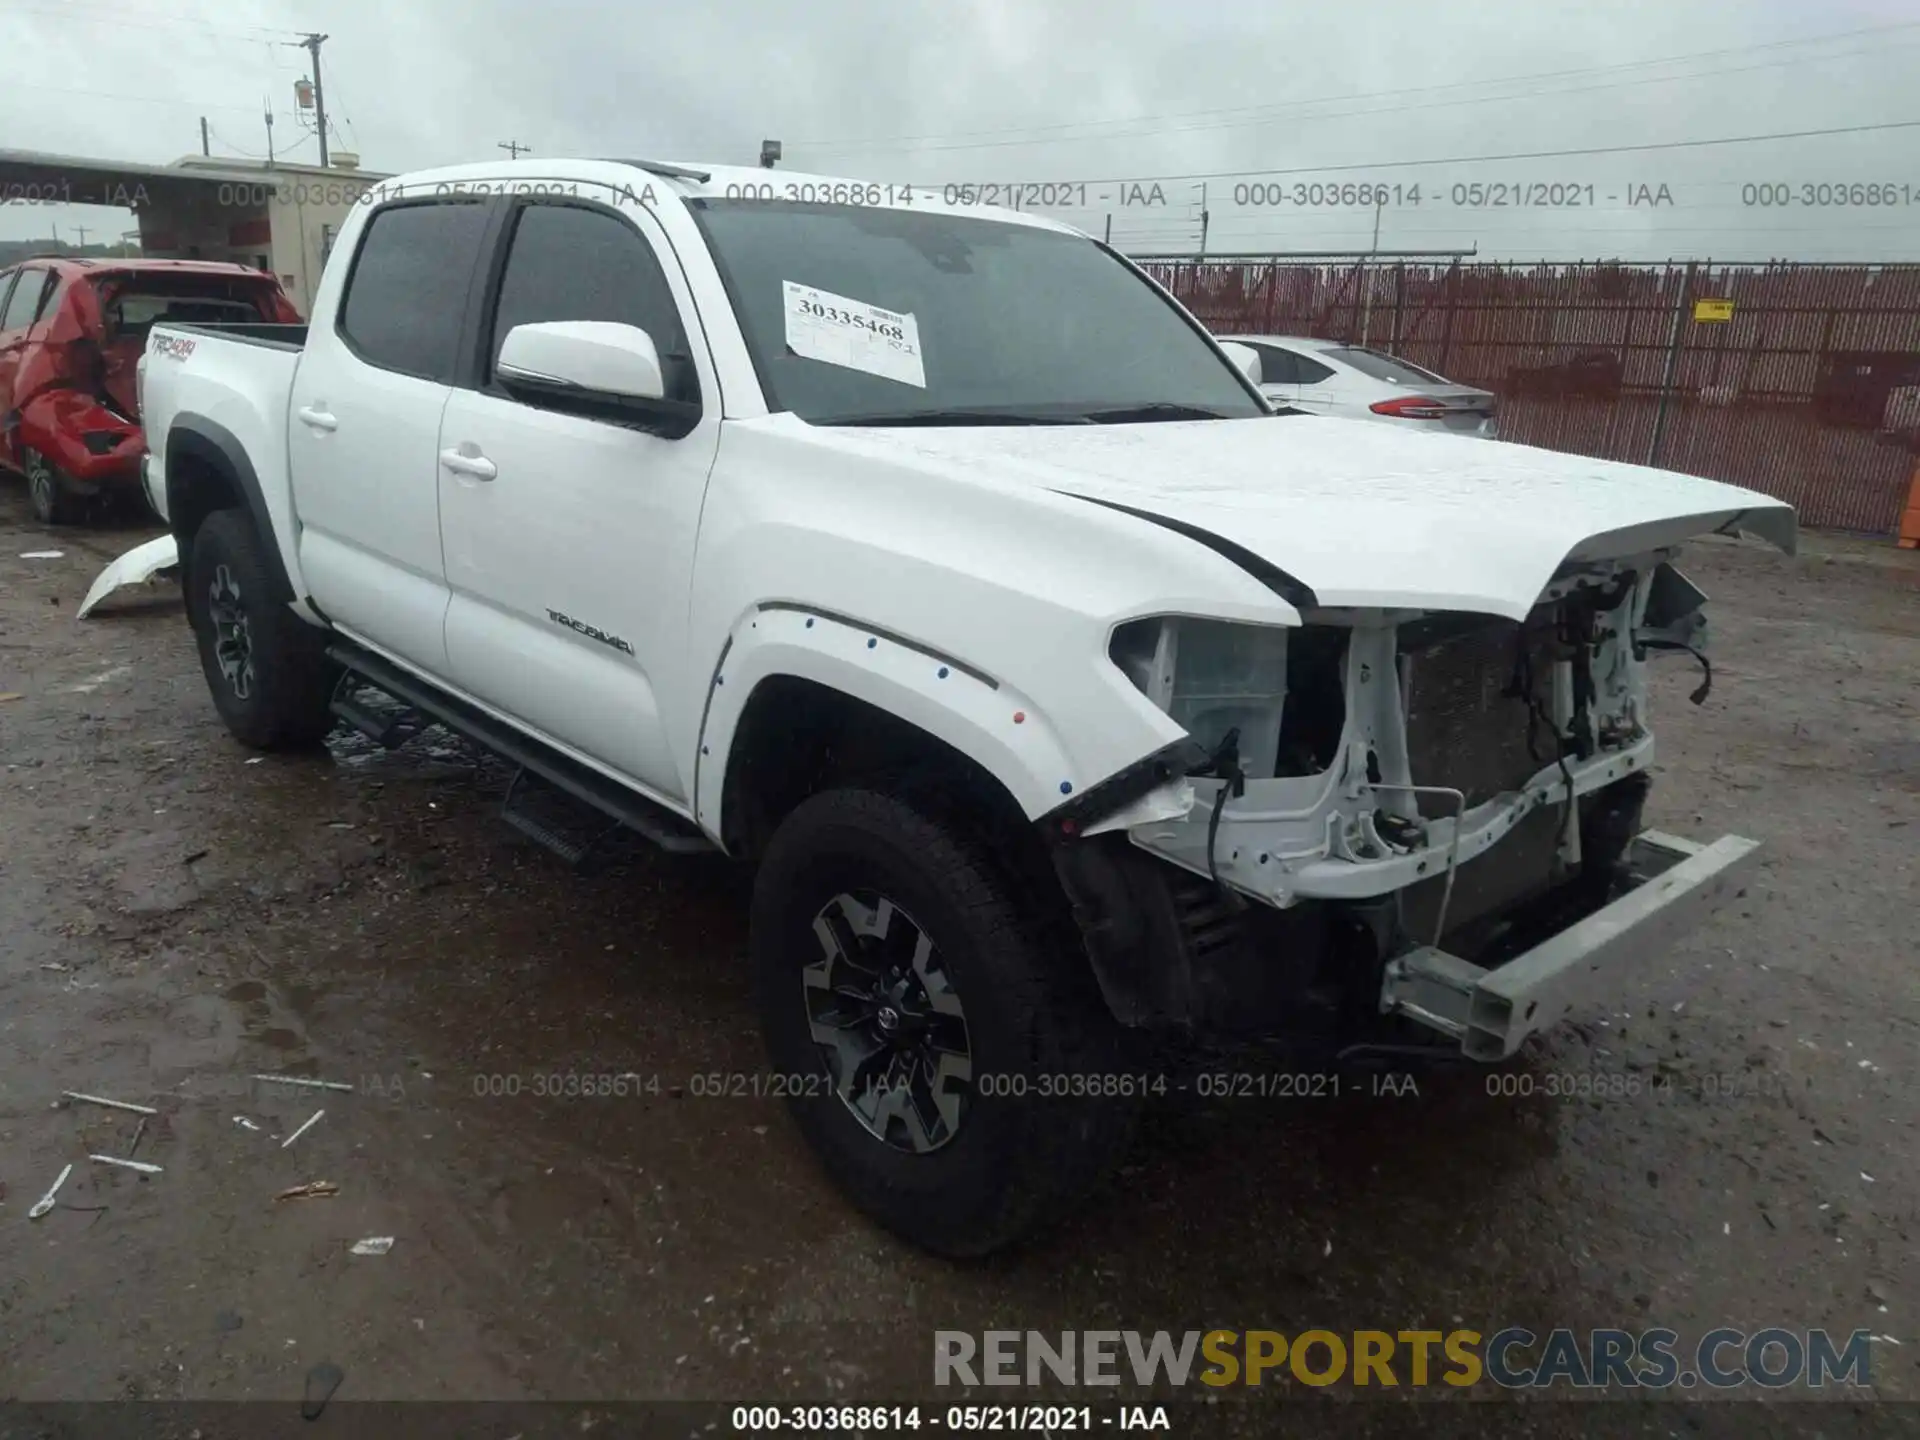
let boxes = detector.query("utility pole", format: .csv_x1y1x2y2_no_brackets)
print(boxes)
200,116,210,156
73,224,91,247
1360,196,1386,345
301,32,330,167
498,140,532,159
1198,180,1209,257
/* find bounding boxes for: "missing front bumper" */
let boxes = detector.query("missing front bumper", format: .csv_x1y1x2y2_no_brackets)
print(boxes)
1379,830,1761,1060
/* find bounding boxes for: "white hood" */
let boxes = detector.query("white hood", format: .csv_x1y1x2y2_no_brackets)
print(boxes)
813,415,1797,620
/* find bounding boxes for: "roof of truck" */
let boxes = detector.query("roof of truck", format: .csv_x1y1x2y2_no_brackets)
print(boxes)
380,156,1087,237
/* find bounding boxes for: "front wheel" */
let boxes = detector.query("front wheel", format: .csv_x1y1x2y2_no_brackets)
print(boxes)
184,509,338,749
751,788,1137,1257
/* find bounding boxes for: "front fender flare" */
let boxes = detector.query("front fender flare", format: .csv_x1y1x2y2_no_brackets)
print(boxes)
693,604,1096,833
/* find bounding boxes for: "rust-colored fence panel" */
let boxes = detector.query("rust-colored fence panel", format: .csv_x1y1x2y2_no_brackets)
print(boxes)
1143,259,1920,536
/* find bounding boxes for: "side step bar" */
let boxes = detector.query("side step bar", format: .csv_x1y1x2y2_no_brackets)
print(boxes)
1380,830,1762,1061
326,641,717,858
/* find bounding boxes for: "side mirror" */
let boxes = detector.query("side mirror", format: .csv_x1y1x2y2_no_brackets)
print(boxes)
1218,341,1262,388
497,320,667,401
494,320,699,437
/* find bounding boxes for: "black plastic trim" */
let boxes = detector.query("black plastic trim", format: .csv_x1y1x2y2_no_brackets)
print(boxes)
329,639,716,855
1038,735,1212,840
163,415,294,600
1053,490,1320,612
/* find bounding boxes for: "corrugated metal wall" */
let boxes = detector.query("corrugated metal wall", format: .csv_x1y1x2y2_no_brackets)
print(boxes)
1142,259,1920,536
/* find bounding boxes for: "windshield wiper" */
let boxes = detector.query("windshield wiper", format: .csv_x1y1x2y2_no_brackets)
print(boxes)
1072,402,1236,423
813,408,1094,427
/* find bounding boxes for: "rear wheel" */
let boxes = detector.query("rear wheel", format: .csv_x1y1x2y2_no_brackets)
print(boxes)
184,509,338,749
24,448,79,526
751,787,1137,1256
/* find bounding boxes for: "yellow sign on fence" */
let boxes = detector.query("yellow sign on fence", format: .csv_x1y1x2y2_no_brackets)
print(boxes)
1694,298,1735,322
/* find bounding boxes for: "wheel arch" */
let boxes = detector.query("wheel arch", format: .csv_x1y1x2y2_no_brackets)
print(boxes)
699,607,1081,861
164,417,296,601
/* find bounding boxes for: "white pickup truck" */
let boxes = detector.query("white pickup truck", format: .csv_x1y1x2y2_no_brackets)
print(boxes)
138,156,1795,1256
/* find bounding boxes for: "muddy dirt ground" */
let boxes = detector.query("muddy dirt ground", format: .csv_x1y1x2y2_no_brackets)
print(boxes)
1,487,1915,1436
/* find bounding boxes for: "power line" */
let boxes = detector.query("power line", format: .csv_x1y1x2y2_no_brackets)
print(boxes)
3,79,265,112
874,40,1920,158
794,19,1920,154
927,119,1920,191
0,3,302,40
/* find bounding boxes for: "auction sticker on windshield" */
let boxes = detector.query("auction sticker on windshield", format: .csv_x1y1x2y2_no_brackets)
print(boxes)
782,281,925,388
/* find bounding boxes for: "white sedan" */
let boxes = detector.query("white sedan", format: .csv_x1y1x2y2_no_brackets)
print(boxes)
1224,333,1498,437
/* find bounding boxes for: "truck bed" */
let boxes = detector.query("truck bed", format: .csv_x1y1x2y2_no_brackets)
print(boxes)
163,321,309,351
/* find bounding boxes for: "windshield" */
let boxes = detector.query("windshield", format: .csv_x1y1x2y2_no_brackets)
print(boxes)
691,201,1265,424
1322,346,1451,387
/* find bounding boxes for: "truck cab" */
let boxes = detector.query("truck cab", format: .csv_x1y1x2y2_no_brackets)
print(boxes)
137,157,1792,1257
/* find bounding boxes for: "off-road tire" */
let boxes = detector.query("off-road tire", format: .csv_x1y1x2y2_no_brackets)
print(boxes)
24,448,80,526
751,787,1137,1257
185,509,338,749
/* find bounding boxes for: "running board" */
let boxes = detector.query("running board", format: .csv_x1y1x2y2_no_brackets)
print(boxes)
330,672,426,749
501,767,626,869
326,641,717,857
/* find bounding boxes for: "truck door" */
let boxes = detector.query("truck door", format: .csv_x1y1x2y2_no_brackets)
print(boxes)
287,196,492,676
436,196,721,804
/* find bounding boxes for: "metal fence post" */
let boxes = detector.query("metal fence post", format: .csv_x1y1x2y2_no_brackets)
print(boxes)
1439,260,1460,373
1647,261,1694,467
1391,262,1405,351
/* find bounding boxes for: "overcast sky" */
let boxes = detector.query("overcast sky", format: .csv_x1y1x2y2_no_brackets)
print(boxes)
4,0,1919,262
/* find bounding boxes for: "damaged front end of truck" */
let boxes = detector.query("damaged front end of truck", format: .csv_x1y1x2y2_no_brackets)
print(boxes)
1050,548,1766,1061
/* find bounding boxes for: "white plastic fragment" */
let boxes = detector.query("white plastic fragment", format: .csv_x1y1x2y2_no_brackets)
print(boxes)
62,1090,158,1116
91,1154,163,1174
21,550,64,560
281,1109,325,1149
233,1116,262,1131
75,534,179,618
1862,1172,1876,1183
29,1163,74,1219
350,1237,395,1256
253,1074,354,1092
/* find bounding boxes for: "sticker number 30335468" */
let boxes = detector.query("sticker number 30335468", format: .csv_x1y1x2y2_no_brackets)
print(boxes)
782,281,926,389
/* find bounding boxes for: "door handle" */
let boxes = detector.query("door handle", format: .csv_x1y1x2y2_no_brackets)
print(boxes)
297,405,338,432
440,447,497,481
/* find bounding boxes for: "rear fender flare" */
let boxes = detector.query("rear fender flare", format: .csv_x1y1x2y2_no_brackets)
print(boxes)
164,417,301,602
693,605,1081,832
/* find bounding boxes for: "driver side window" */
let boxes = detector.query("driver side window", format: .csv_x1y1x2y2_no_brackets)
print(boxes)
487,202,698,404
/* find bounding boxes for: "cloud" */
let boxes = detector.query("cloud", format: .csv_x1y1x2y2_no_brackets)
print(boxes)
3,0,1916,260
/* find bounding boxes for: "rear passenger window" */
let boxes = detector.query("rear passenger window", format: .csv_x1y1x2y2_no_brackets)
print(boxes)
1295,355,1336,385
339,201,489,382
488,203,697,403
1250,344,1299,386
29,273,61,324
1,270,46,331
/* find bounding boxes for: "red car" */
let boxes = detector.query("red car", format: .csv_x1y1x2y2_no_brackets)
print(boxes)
0,257,300,524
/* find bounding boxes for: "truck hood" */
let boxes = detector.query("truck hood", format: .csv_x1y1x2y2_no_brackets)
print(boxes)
807,414,1797,619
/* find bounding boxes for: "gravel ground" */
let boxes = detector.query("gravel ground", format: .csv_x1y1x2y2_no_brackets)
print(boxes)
0,488,1914,1437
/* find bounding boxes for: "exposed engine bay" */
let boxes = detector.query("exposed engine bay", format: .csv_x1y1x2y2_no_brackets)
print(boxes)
1056,549,1735,1055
